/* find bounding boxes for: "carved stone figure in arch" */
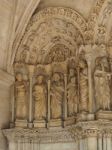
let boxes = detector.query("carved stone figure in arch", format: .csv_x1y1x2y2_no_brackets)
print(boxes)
50,73,64,119
19,45,30,63
33,75,47,120
68,68,76,81
15,73,27,120
67,68,78,116
94,57,111,111
79,59,89,112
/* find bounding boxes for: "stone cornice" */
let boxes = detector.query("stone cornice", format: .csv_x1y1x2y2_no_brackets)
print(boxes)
3,120,112,143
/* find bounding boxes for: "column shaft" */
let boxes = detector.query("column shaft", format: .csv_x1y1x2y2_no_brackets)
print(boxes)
87,137,97,150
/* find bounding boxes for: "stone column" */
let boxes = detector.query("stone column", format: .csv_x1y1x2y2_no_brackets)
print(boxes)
103,134,107,150
98,133,103,150
17,139,22,150
86,130,97,150
47,79,51,127
25,139,30,150
79,137,88,150
86,59,93,113
10,84,15,127
33,140,38,150
79,138,85,150
27,65,35,128
9,141,17,150
31,140,34,150
22,138,25,150
107,136,112,150
87,137,97,150
84,138,88,150
64,74,67,120
106,134,111,150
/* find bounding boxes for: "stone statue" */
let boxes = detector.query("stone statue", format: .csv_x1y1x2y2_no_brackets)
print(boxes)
94,57,111,111
79,59,89,112
68,68,76,82
50,73,64,119
15,73,27,120
67,71,78,116
33,75,47,120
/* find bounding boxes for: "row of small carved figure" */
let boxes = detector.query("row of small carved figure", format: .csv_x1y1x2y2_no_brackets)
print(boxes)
15,68,79,120
15,56,112,120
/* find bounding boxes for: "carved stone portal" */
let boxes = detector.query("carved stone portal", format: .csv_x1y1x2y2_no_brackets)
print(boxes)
5,5,112,150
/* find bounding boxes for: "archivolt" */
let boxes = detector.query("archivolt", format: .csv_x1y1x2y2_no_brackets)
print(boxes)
14,7,87,65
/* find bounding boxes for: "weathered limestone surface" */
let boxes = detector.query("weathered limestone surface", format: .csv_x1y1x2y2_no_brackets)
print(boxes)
0,0,112,150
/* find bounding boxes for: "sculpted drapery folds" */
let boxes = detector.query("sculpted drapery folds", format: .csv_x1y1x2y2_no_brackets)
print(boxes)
33,75,47,120
15,73,28,120
79,59,89,112
94,57,111,111
67,68,78,116
50,73,64,119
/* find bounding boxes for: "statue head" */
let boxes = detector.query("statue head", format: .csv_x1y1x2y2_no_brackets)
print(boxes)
69,68,75,77
53,73,60,82
70,77,76,84
37,75,44,84
79,59,87,69
96,57,108,71
16,73,23,82
100,44,106,51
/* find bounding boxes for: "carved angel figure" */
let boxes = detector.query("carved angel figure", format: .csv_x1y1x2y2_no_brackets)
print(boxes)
33,75,47,120
67,75,78,116
79,59,89,112
15,73,27,120
94,57,111,111
50,73,64,119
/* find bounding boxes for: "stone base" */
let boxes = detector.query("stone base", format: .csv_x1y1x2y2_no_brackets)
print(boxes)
77,112,95,122
28,122,34,128
34,120,46,128
10,122,15,128
63,116,76,127
15,119,27,128
49,119,62,127
96,110,112,120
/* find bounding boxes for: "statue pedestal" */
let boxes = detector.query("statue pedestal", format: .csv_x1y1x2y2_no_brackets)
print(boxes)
15,120,27,128
10,122,15,128
28,122,34,128
49,119,62,127
96,110,112,120
77,112,95,122
34,120,46,128
63,116,76,127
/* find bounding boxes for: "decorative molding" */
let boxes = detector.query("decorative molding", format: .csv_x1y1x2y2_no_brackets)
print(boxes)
84,0,106,43
8,0,41,73
3,120,112,143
